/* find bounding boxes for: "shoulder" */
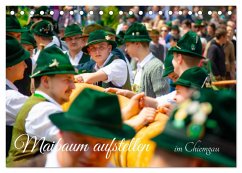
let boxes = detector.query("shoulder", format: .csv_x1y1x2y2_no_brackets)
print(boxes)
29,101,62,116
6,90,28,104
145,57,164,69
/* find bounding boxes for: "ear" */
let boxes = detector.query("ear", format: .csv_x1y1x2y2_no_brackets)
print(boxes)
107,44,112,53
177,54,183,64
41,76,50,88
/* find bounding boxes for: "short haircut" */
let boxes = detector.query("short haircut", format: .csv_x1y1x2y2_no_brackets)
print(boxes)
182,19,192,28
208,23,216,32
215,28,227,39
140,42,150,48
34,74,55,89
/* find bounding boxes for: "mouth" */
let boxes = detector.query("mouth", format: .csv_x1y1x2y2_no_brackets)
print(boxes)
77,161,96,167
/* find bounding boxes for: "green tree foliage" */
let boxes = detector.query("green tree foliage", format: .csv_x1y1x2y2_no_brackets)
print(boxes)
101,6,120,30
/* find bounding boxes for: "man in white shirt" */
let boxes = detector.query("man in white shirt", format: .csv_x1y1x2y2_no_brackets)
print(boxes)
7,45,77,166
62,24,90,66
6,35,30,156
75,30,131,89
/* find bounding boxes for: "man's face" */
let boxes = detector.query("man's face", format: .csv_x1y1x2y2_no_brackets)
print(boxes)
220,34,228,45
7,60,27,81
7,32,21,42
125,42,138,58
46,74,75,105
173,85,194,104
22,44,34,57
87,42,112,66
59,131,114,167
65,34,86,52
172,52,181,76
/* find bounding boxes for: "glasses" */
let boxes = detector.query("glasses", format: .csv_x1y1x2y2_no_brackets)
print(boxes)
88,45,108,53
65,36,82,42
161,30,168,32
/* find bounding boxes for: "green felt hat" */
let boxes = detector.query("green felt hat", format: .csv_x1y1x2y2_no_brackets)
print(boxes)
30,20,54,37
152,88,236,167
32,6,53,21
61,24,83,40
169,31,204,59
124,22,151,42
6,14,28,33
194,19,205,27
162,50,174,77
82,30,117,54
21,31,37,48
126,13,136,19
171,25,179,31
103,26,116,36
82,23,103,37
171,67,208,89
49,88,136,140
6,35,30,67
30,45,77,78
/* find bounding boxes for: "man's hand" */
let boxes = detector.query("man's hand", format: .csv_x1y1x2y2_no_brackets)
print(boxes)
105,87,136,98
122,92,145,120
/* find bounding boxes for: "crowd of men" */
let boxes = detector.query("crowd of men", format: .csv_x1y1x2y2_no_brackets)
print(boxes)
6,6,236,167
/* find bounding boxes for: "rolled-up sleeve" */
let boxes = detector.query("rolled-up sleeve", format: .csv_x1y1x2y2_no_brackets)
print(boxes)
101,59,128,87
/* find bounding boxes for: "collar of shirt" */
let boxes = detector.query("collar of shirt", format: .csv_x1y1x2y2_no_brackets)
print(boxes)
6,79,18,91
137,52,153,70
94,53,113,71
67,51,83,66
45,41,56,49
34,90,62,109
45,145,61,167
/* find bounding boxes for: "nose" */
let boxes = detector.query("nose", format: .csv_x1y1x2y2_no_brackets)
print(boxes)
70,81,76,90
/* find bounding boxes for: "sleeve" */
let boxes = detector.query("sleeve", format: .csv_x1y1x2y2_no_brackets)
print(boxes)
150,62,170,97
207,45,220,76
101,59,128,87
25,102,61,142
6,90,28,126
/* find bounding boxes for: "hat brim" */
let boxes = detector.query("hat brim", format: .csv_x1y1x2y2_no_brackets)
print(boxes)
170,79,201,89
49,112,136,140
7,28,28,33
21,40,37,48
7,49,30,67
82,39,117,54
169,47,205,59
61,32,83,40
162,66,174,77
30,69,77,78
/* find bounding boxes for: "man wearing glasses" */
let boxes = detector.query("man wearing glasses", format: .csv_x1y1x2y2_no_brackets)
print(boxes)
75,30,131,89
62,24,90,67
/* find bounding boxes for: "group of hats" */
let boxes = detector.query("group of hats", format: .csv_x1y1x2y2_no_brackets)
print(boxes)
152,88,236,166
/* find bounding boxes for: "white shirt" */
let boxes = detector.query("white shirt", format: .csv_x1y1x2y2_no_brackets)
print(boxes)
6,79,28,126
32,41,57,64
156,90,176,106
25,90,61,142
94,54,128,87
45,145,60,167
67,51,83,66
134,53,154,86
